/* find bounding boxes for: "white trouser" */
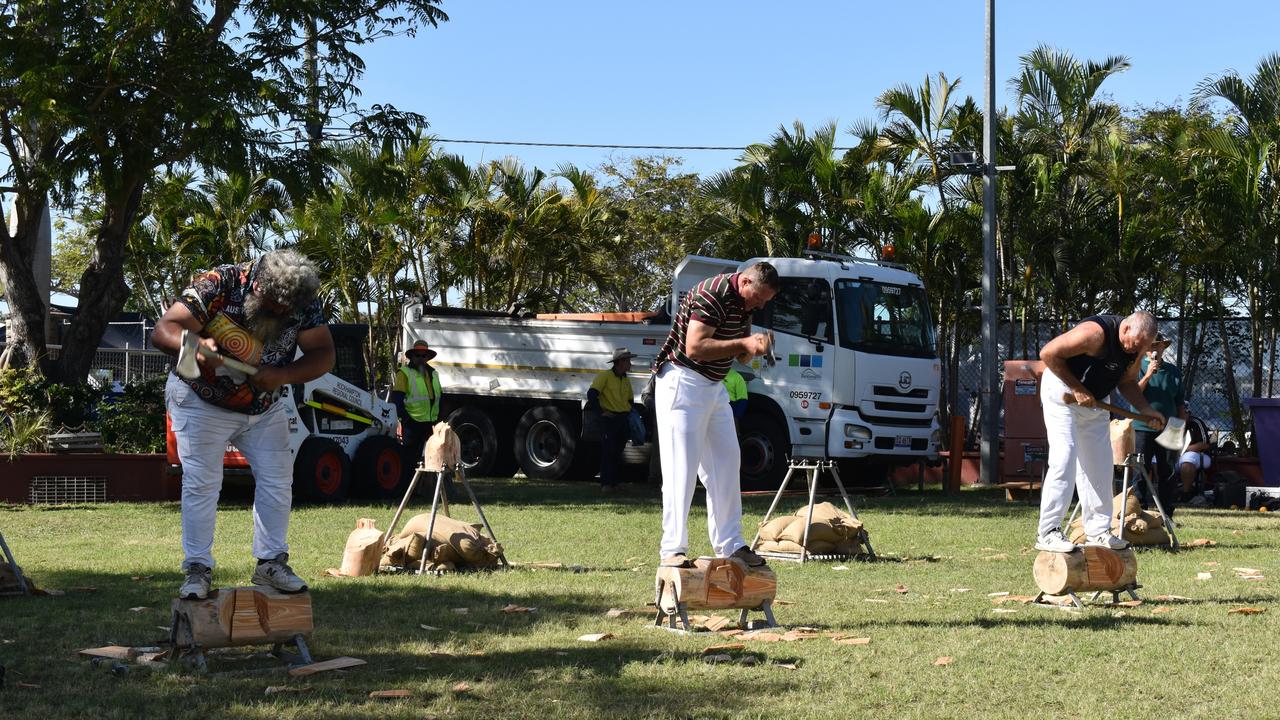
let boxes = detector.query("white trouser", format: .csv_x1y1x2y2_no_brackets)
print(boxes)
655,363,746,558
1037,368,1114,538
166,374,293,568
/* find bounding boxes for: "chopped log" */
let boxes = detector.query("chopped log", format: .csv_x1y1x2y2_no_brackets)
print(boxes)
1033,547,1138,595
341,518,384,577
172,587,312,648
655,557,776,612
288,656,367,677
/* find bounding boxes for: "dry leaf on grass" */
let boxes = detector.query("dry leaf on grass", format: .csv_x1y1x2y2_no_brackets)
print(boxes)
934,656,954,666
451,682,472,693
369,689,412,699
1152,606,1173,615
1186,538,1217,547
577,633,615,642
500,603,536,614
1196,572,1213,581
1228,607,1268,615
894,584,909,594
323,568,344,578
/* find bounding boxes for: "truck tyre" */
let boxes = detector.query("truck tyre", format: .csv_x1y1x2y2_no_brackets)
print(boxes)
514,406,577,480
293,436,350,504
351,434,408,501
740,412,789,490
447,406,500,477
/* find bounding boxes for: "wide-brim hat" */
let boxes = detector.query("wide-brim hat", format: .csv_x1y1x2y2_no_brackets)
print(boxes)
609,347,637,365
406,340,437,361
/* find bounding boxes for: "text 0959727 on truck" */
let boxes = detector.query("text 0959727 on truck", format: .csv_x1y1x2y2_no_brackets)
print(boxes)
402,251,941,489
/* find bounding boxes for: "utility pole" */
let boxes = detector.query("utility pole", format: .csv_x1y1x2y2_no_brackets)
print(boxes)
980,0,999,485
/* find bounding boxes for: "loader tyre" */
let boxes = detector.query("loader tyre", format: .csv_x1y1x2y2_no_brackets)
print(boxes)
447,406,499,477
293,436,350,504
514,406,577,480
351,434,408,501
740,411,789,490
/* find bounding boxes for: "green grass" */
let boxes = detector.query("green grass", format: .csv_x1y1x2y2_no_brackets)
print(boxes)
2,480,1280,719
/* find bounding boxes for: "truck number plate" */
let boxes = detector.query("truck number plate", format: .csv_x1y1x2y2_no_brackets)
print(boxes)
788,390,822,400
894,435,911,448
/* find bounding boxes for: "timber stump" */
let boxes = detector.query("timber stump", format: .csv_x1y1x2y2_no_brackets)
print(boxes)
169,586,314,671
1032,547,1139,607
654,557,777,631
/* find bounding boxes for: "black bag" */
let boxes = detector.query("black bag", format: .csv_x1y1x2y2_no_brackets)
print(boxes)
1213,471,1247,509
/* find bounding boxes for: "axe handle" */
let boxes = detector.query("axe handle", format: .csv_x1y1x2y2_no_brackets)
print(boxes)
197,345,259,376
1060,393,1149,422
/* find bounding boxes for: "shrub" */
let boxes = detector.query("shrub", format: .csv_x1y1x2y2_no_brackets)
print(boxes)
97,376,166,454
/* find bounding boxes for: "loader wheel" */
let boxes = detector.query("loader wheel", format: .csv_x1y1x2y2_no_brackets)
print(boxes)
514,406,578,480
351,434,408,501
293,436,350,504
447,406,499,477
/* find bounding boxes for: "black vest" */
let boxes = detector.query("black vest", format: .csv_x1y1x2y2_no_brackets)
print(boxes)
1064,315,1137,399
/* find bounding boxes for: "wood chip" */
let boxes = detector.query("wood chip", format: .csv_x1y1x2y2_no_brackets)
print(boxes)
451,607,470,614
993,595,1037,605
499,603,535,613
1153,595,1191,602
369,689,412,699
323,568,345,578
1186,538,1216,547
864,598,889,604
776,662,799,670
831,565,849,571
950,588,971,593
982,554,1010,561
718,628,744,637
1196,572,1212,580
894,584,909,594
419,624,440,631
988,591,1010,597
577,633,614,642
934,656,954,666
1152,606,1173,615
79,646,133,660
702,643,745,655
1228,607,1268,615
992,608,1017,614
264,686,312,695
288,657,366,677
739,631,784,642
834,637,871,645
451,682,472,693
526,562,564,569
1115,600,1143,608
16,682,41,689
605,608,631,618
781,630,822,642
773,599,795,606
128,606,150,612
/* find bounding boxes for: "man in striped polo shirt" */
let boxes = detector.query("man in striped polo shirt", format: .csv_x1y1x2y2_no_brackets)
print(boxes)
653,261,780,568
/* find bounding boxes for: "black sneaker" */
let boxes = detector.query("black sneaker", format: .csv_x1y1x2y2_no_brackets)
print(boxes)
730,546,767,568
251,552,308,593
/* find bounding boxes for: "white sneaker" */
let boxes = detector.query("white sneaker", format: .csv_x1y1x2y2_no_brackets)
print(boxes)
179,562,212,600
1034,529,1077,553
251,553,308,593
1085,533,1130,550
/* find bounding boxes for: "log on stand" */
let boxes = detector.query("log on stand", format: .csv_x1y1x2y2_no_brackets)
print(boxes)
653,557,777,631
1032,547,1140,608
169,587,314,672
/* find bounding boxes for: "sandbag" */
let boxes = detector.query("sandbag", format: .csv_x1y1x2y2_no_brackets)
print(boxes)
422,423,462,471
757,515,797,542
757,502,869,555
340,518,384,576
387,511,503,569
1067,490,1169,546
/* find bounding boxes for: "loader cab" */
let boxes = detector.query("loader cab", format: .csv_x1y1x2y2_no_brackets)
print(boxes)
326,323,373,391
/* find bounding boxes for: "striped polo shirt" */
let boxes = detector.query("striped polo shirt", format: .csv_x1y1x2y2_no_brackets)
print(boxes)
654,273,751,382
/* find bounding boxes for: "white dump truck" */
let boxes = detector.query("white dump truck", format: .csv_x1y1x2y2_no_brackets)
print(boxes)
402,253,942,487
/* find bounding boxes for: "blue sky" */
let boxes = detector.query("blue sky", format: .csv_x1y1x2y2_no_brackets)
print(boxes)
351,0,1280,178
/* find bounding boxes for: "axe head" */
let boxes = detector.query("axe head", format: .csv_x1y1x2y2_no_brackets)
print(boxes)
1155,416,1186,451
175,329,201,380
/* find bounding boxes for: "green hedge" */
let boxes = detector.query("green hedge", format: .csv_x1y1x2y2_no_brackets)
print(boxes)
0,368,166,454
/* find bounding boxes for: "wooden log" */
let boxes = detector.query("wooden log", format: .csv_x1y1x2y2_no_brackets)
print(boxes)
1033,547,1138,595
172,587,313,648
341,518,384,576
655,557,776,612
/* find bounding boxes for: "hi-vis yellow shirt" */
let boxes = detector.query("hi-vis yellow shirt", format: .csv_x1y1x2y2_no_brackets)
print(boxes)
591,370,635,413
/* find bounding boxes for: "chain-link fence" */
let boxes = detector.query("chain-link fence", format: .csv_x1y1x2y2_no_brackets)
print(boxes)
954,317,1278,438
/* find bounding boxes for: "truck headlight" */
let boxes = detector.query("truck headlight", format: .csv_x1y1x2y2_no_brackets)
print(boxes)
845,424,872,440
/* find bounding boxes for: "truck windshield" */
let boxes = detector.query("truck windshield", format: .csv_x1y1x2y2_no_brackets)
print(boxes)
834,279,936,358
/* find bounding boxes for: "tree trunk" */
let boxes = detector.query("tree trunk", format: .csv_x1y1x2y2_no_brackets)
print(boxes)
1216,298,1248,452
51,180,143,383
0,202,52,374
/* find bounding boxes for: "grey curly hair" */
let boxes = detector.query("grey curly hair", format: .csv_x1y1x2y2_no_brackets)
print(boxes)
255,249,320,310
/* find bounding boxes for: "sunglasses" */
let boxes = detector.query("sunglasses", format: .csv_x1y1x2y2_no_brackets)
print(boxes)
408,352,430,358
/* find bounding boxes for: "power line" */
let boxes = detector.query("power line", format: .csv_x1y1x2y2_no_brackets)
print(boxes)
430,138,856,152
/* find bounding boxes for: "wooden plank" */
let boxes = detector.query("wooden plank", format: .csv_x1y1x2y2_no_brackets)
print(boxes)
288,656,367,678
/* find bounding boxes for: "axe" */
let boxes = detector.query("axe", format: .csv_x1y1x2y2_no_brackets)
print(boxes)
176,328,258,380
1062,393,1186,450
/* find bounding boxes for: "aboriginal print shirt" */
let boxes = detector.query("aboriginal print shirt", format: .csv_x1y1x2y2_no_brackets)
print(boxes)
174,260,326,414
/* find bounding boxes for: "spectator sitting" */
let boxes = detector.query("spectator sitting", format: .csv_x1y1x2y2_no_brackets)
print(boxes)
1178,414,1213,502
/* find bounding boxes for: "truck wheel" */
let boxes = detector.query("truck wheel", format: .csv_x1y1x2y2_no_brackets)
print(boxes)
514,406,577,480
293,436,350,504
447,406,498,477
351,434,408,501
740,412,788,490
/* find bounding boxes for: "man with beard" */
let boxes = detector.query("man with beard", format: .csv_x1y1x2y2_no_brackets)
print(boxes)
153,249,334,600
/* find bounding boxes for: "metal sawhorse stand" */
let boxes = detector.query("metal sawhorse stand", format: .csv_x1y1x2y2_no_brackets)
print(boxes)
383,461,508,572
0,530,29,595
750,457,876,563
1066,452,1179,551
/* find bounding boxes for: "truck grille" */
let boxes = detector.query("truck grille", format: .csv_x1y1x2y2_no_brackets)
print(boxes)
873,385,929,399
873,401,928,413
